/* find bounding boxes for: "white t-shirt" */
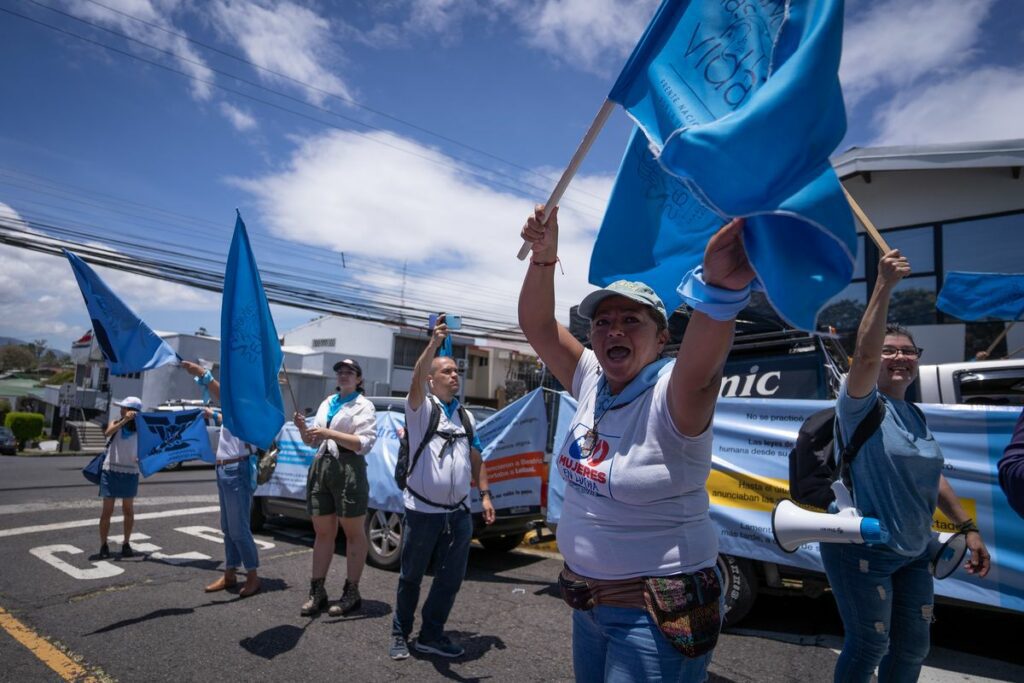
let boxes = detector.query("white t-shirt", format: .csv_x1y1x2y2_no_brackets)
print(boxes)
313,393,377,456
216,425,253,461
403,394,476,513
103,430,139,474
555,349,718,580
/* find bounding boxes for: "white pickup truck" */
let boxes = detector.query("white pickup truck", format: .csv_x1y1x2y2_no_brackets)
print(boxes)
916,358,1024,406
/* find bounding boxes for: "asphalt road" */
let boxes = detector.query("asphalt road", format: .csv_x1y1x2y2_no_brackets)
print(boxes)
1,456,1021,682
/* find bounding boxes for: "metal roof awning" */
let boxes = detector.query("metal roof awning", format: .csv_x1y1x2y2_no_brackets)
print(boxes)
833,139,1024,179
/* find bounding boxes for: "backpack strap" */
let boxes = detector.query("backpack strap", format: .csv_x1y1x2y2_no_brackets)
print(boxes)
404,397,472,512
836,398,887,487
407,399,443,479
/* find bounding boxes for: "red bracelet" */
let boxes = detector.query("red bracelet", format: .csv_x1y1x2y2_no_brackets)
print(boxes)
531,257,564,274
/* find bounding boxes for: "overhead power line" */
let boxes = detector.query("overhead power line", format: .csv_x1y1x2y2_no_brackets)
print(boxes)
9,1,608,220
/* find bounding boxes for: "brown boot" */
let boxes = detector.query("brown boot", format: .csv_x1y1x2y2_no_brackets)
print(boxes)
300,578,328,616
205,571,238,592
239,572,262,598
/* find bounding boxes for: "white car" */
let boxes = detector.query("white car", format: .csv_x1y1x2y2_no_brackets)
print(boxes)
916,358,1024,406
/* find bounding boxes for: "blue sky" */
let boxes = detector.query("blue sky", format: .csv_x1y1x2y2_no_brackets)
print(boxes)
1,0,1022,351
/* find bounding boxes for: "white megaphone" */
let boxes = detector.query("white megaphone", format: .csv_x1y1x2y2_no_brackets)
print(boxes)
927,531,968,579
772,482,889,553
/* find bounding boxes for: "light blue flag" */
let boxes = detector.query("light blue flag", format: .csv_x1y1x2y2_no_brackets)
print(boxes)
63,249,179,375
135,409,216,477
937,272,1024,321
592,0,856,331
220,212,284,449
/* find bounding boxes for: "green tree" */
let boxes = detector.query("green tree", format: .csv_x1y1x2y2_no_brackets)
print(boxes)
4,412,44,449
0,345,36,372
818,298,866,333
889,288,937,326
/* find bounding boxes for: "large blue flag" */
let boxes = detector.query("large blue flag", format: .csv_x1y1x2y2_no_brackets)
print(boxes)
63,250,179,375
220,212,284,449
937,272,1024,321
135,410,216,477
591,0,856,331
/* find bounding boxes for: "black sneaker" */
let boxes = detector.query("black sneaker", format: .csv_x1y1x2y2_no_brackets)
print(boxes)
389,635,410,660
414,635,464,658
99,543,110,559
121,542,134,558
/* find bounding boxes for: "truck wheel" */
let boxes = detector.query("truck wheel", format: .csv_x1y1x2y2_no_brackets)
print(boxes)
250,498,266,533
365,509,403,571
479,533,526,553
717,553,757,627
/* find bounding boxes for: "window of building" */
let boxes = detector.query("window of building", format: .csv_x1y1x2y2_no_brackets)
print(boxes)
942,211,1023,274
312,338,336,348
393,337,468,368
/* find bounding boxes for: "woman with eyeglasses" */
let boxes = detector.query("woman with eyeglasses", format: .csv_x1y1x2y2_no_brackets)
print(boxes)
823,248,990,682
519,206,754,682
294,358,377,617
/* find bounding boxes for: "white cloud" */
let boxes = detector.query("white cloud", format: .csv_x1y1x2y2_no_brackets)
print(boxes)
871,66,1024,146
220,102,258,131
510,0,660,75
61,0,216,100
208,0,351,104
228,130,611,325
840,0,995,106
0,202,218,348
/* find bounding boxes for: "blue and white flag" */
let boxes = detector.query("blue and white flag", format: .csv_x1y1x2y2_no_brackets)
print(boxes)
937,272,1024,321
63,250,179,375
135,410,215,477
220,212,284,449
591,0,856,331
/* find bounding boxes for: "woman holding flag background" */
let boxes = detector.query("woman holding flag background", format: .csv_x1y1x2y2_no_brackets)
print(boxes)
181,360,263,598
822,249,990,682
97,396,143,560
519,205,754,682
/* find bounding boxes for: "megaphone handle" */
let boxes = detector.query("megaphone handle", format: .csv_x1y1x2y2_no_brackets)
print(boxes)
832,480,855,511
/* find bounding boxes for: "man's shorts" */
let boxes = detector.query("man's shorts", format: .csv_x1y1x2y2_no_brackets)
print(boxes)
306,450,369,518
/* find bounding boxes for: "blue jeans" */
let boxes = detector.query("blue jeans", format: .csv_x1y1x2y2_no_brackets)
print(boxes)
216,461,259,571
820,543,933,683
391,507,472,642
572,604,715,683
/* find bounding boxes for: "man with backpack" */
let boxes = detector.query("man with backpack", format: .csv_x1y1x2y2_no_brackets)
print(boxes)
389,315,495,661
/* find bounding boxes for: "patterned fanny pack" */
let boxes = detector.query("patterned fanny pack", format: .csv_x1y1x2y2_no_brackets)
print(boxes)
558,564,722,659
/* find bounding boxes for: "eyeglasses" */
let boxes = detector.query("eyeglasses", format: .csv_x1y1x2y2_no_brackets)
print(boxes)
880,346,923,359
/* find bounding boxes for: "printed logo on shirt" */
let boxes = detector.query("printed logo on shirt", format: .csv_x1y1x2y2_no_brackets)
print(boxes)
558,423,617,498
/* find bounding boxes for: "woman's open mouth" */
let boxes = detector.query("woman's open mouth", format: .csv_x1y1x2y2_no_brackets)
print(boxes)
606,346,631,361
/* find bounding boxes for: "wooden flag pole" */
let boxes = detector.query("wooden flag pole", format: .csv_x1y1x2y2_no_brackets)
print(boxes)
280,366,299,416
985,320,1017,357
517,99,617,260
842,186,890,253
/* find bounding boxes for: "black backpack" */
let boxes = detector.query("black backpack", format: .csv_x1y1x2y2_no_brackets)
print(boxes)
788,400,887,510
393,399,475,510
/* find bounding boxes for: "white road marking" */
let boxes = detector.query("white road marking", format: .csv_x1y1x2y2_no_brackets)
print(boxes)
29,545,123,580
0,506,221,538
175,525,275,550
0,496,219,516
110,533,212,564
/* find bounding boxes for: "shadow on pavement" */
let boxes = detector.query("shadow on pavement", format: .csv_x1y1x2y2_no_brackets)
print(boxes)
239,620,313,660
415,629,507,682
321,598,392,622
84,578,290,635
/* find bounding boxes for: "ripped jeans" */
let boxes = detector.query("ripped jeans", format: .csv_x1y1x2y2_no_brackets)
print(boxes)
820,543,933,683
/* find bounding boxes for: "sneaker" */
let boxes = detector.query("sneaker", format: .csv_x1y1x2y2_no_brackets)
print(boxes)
99,543,110,559
389,635,410,660
328,580,361,617
414,635,464,658
121,542,134,558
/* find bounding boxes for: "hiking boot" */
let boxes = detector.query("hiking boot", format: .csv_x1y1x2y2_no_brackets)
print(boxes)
389,635,410,660
300,578,328,616
328,580,361,617
121,542,134,558
99,543,110,559
414,634,464,658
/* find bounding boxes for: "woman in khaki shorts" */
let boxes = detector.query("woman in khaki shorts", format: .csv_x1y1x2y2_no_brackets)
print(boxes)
294,358,377,616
